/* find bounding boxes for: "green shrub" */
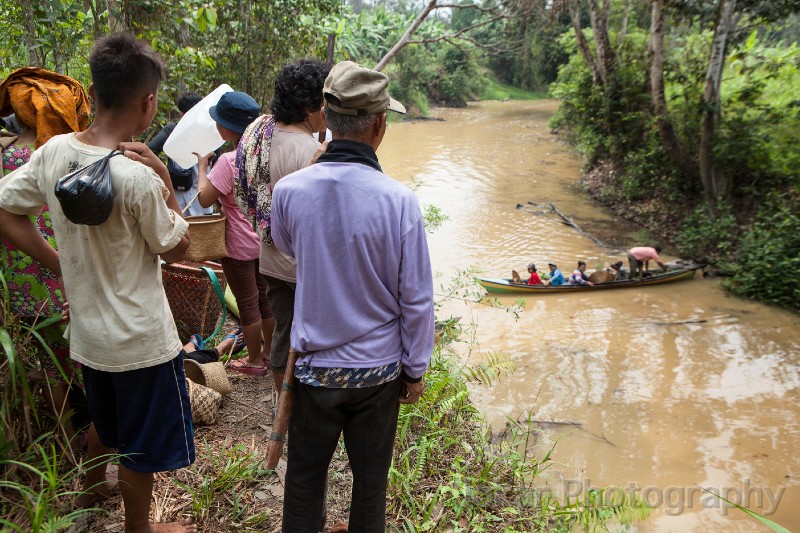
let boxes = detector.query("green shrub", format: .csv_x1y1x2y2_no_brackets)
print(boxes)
725,193,800,310
675,201,739,266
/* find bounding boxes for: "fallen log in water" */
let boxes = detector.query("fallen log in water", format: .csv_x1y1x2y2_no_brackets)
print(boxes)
518,200,620,250
492,417,616,448
547,202,616,249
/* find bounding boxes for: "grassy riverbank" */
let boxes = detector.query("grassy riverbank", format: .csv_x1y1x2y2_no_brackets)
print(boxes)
481,78,547,101
574,156,800,312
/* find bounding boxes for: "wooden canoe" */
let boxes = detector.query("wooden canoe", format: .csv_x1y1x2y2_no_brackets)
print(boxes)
476,266,703,295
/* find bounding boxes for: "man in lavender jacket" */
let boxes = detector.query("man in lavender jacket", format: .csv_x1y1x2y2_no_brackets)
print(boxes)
271,61,435,532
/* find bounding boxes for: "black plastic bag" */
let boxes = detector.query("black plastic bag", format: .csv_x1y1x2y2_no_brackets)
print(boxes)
54,150,121,225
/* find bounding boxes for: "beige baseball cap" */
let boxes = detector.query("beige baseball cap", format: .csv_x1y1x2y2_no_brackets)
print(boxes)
323,61,406,116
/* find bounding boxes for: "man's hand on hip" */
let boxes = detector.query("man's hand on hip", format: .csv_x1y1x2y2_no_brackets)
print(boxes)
399,378,424,404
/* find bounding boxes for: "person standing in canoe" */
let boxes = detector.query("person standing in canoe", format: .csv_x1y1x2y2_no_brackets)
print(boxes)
627,245,669,280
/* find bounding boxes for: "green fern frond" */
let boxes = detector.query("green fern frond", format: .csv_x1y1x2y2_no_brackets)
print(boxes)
411,436,430,484
463,352,516,385
555,487,652,531
431,389,468,427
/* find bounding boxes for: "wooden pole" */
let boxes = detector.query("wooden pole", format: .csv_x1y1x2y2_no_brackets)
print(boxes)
265,349,298,470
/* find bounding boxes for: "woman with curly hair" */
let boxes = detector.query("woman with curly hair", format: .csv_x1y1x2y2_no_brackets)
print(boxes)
234,59,330,389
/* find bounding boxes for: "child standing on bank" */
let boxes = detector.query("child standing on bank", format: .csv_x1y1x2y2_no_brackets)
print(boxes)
0,34,196,533
195,91,274,375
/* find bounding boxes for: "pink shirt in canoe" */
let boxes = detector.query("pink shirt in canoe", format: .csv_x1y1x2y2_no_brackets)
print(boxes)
207,151,260,260
629,246,662,262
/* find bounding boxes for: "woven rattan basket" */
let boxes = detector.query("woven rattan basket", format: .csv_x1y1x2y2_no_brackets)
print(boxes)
162,260,227,343
186,379,222,425
588,270,615,284
184,214,227,262
184,359,231,396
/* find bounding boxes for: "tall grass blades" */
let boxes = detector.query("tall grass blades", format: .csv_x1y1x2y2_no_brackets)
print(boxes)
172,439,271,531
0,439,98,532
697,486,790,533
0,266,73,460
0,266,38,456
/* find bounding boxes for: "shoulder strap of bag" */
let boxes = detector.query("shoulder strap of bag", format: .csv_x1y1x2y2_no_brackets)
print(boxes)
200,265,227,344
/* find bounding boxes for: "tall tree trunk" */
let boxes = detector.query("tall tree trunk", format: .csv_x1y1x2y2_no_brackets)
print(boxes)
649,0,693,177
84,0,106,38
107,0,119,32
20,1,45,67
326,33,336,66
115,0,153,32
568,0,602,86
699,0,737,201
618,0,632,47
374,0,438,71
241,0,252,95
587,0,614,84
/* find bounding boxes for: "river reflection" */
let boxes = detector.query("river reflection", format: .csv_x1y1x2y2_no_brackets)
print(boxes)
379,101,800,532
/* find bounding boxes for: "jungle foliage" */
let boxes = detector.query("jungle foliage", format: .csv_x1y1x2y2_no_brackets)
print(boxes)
0,0,341,135
0,0,537,128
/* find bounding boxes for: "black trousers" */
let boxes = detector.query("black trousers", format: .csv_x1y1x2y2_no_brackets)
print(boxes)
282,378,402,532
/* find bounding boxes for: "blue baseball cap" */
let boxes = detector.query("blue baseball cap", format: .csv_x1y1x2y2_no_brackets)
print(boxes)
209,92,260,134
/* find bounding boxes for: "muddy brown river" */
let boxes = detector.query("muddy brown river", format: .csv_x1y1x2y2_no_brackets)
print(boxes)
379,101,800,532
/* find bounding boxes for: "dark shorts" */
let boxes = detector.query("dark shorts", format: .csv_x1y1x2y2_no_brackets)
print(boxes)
81,352,195,473
220,257,272,325
264,275,295,369
628,254,643,277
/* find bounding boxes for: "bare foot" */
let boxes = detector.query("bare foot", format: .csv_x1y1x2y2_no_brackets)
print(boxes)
149,519,198,532
76,480,117,508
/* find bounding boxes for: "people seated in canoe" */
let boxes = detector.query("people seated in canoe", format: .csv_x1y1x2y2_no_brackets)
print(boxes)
627,246,669,280
568,261,593,286
547,262,565,285
511,263,543,285
608,261,628,281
